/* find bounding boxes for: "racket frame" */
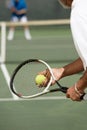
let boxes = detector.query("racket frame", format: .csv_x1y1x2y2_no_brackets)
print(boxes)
10,59,57,98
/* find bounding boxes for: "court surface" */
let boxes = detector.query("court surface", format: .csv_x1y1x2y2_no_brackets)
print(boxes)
0,25,87,130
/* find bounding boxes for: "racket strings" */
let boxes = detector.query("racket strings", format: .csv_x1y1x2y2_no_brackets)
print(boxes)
11,61,48,97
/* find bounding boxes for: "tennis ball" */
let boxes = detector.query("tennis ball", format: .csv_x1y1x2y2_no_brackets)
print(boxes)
35,74,46,85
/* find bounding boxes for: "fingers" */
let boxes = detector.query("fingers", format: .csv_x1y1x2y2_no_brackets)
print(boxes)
39,69,51,79
66,94,81,101
66,88,82,101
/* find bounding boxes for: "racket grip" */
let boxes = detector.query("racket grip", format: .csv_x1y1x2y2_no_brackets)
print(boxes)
61,87,68,93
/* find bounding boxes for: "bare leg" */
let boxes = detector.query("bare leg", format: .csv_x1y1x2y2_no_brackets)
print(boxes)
7,27,15,40
24,26,32,40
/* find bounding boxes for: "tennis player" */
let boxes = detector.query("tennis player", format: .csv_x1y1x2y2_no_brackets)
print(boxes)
7,0,32,40
39,0,87,101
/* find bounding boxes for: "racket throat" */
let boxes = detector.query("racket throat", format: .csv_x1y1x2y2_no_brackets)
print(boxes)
56,81,68,93
61,87,68,93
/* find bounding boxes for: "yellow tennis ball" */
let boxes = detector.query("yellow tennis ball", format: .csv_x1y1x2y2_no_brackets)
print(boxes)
35,74,46,85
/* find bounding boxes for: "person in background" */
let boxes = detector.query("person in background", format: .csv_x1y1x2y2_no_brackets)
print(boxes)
7,0,32,40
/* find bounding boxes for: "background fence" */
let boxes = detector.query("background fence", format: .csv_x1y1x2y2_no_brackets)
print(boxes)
0,0,71,21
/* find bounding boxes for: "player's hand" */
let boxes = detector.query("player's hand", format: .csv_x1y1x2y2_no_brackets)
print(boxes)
17,9,26,15
11,7,17,13
66,86,84,101
38,68,64,87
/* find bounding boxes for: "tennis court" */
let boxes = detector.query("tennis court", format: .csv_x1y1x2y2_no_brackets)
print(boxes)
0,24,87,130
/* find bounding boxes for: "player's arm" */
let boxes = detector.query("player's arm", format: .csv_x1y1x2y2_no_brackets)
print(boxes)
49,58,84,80
17,3,27,15
58,0,73,8
58,57,87,101
62,58,84,78
10,7,17,13
39,58,84,87
7,0,17,13
76,69,87,92
66,69,87,101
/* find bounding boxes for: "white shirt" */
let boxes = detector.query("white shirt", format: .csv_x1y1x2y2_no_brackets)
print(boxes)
70,0,87,70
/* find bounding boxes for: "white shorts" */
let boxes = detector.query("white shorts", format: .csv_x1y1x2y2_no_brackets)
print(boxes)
11,16,28,23
70,0,87,70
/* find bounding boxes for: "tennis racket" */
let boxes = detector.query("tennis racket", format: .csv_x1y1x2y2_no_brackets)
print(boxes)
10,59,86,100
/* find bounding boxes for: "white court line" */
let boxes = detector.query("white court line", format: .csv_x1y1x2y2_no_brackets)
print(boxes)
0,64,19,100
0,96,67,102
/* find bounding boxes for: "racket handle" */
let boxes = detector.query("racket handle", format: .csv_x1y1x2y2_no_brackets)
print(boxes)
49,87,68,93
61,87,68,93
56,81,68,93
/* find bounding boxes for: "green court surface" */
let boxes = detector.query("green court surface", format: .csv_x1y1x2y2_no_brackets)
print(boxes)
0,25,87,130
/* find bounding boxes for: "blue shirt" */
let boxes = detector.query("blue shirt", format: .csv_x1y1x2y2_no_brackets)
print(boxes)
9,0,27,18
